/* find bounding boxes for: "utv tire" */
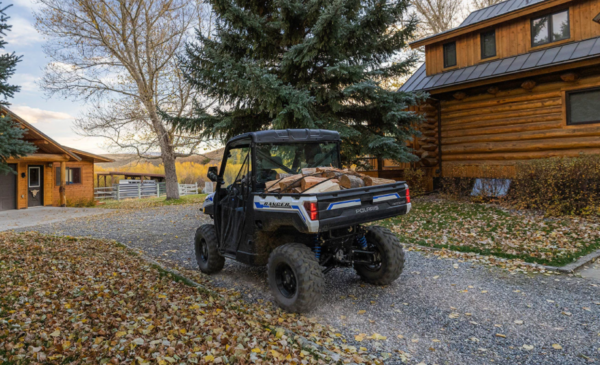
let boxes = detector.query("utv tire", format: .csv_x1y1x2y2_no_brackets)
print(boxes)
355,226,405,285
267,243,325,313
194,224,225,274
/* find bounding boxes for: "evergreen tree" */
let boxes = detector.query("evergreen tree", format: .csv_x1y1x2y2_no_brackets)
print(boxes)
173,0,426,165
0,3,35,174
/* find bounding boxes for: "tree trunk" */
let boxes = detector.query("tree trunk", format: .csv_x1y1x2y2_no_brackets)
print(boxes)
148,107,180,200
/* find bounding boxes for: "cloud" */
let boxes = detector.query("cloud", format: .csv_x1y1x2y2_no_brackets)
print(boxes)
54,136,108,154
12,73,39,92
5,16,44,45
10,0,40,9
10,105,72,124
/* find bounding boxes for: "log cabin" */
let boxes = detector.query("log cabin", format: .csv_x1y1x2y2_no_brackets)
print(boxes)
0,107,113,211
400,0,600,181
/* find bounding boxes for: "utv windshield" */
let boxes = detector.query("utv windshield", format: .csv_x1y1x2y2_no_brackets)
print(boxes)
255,142,339,187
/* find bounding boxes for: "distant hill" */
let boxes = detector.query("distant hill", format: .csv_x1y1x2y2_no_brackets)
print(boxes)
98,148,224,169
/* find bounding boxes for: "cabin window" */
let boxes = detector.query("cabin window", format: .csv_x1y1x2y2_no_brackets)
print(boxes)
531,10,570,47
480,30,496,59
29,167,41,188
55,167,82,185
567,87,600,125
443,42,457,68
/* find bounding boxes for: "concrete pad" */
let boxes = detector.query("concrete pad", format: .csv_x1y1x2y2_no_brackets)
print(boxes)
579,261,600,282
0,207,115,232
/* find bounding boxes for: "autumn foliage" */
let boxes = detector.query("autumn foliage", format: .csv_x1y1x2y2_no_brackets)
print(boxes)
510,155,600,216
95,162,218,187
0,232,352,364
440,155,600,216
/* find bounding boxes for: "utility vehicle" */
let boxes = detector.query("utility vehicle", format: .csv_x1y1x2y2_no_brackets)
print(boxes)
196,129,411,312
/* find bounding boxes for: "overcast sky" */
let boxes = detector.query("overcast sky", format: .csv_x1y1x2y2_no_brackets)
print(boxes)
6,0,107,153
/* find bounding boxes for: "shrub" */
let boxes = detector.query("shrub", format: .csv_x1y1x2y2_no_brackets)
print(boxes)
403,167,428,197
509,155,600,216
67,197,96,208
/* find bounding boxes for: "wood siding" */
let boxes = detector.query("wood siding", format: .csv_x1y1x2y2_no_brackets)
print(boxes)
11,162,55,209
438,73,600,178
52,161,95,206
425,0,600,75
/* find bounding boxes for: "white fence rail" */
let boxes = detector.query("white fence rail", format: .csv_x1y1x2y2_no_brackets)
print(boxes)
95,182,198,200
179,183,199,196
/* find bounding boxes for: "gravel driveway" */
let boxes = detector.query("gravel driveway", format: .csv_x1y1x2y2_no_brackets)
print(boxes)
19,204,600,365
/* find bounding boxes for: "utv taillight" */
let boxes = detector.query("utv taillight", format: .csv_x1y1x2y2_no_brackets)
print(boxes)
406,188,411,203
304,201,318,221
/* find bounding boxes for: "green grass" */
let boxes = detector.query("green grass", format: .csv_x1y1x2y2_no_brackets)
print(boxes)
384,198,600,267
95,193,207,209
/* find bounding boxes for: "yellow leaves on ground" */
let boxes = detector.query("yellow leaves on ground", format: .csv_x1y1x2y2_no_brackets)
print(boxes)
355,333,387,342
552,344,563,350
0,232,352,365
390,199,600,269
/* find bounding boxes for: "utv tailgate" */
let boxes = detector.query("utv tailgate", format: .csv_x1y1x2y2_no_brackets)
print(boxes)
316,182,410,231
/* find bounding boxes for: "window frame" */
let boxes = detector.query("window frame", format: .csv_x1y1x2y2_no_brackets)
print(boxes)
530,9,570,48
55,166,82,186
69,167,82,184
443,41,457,68
480,29,496,59
28,166,41,188
566,86,600,126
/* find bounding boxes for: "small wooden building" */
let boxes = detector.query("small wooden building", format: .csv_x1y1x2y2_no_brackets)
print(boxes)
401,0,600,179
0,107,113,211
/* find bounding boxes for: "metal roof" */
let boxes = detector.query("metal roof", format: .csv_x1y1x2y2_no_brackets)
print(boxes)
228,129,340,144
399,36,600,93
411,0,550,46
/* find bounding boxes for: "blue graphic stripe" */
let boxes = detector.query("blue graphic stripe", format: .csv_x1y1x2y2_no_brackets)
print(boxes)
373,193,401,201
326,199,361,211
254,202,306,221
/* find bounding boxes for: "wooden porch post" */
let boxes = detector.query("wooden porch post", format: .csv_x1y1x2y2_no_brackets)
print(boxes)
60,161,67,207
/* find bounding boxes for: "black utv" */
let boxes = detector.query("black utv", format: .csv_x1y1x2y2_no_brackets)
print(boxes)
196,129,411,312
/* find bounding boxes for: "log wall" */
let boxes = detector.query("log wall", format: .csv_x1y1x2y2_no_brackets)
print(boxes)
426,0,600,75
438,72,600,178
52,161,95,206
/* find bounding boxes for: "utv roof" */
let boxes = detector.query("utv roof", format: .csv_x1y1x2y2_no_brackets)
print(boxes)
228,129,340,144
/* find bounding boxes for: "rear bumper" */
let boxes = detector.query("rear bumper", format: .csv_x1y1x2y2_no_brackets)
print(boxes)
318,202,410,232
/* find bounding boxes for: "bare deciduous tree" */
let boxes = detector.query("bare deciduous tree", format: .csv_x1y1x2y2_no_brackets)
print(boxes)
412,0,464,36
471,0,505,11
35,0,206,199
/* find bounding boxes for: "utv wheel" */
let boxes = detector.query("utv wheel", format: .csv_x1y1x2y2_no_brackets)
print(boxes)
267,243,325,313
194,224,225,274
355,226,405,285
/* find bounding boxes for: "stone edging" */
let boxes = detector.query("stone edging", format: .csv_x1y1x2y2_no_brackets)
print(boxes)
406,243,600,274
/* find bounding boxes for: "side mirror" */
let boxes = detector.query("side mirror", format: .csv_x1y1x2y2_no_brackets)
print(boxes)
207,166,218,182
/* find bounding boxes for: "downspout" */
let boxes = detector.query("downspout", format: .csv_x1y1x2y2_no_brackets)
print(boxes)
436,100,443,178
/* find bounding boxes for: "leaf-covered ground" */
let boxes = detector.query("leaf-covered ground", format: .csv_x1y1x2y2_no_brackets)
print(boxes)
0,232,357,365
388,198,600,267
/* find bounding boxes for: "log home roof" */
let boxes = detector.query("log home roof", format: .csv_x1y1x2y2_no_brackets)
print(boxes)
399,36,600,93
64,147,114,163
411,0,550,47
2,106,81,161
2,106,113,163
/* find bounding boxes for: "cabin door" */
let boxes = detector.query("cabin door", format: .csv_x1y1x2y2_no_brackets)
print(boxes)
28,165,43,207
